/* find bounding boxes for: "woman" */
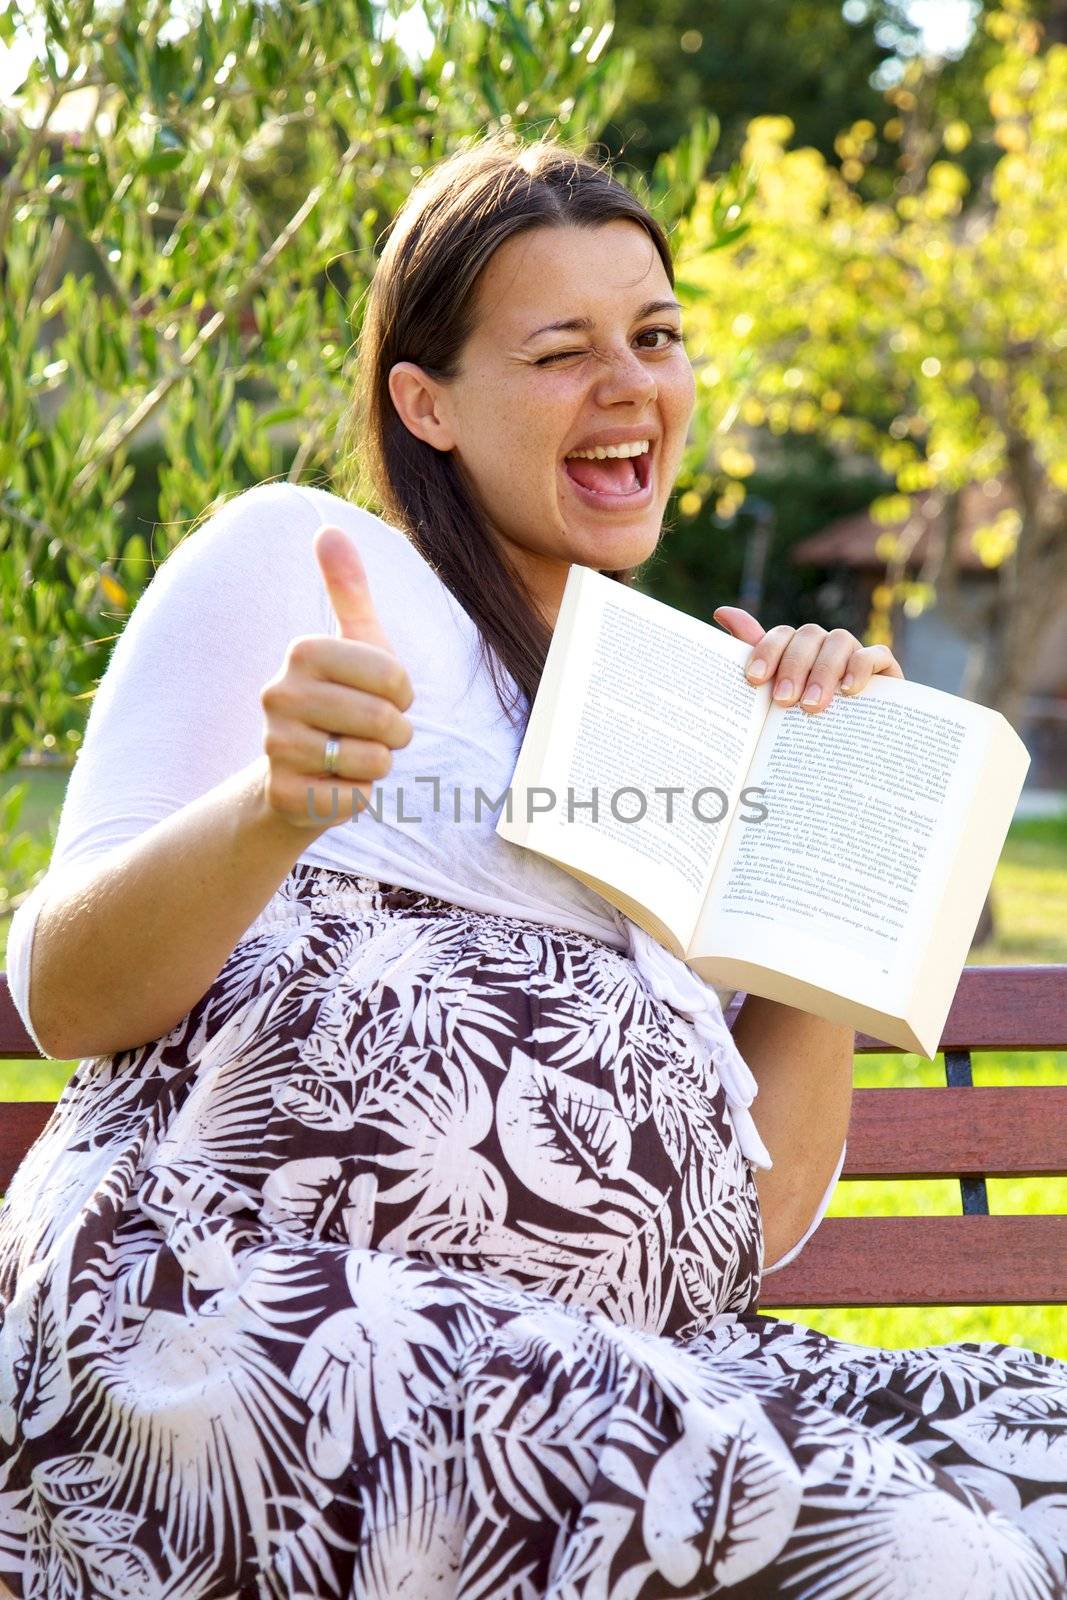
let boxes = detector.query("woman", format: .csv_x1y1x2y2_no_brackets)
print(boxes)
1,133,1064,1600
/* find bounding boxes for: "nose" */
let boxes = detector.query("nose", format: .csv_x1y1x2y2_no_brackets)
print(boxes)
593,342,658,405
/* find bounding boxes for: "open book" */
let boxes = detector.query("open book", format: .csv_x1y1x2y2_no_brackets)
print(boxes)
496,565,1030,1057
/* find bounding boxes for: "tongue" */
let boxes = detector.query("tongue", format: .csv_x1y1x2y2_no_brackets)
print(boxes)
565,455,639,494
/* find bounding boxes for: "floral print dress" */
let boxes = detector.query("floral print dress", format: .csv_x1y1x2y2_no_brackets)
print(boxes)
1,861,1065,1600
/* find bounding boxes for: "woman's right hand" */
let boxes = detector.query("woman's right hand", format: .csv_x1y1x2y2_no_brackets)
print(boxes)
258,524,415,832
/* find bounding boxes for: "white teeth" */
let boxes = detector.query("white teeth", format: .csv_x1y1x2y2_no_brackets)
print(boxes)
565,439,651,460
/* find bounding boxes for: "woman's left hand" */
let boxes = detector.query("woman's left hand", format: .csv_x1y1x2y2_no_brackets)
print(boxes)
712,606,905,713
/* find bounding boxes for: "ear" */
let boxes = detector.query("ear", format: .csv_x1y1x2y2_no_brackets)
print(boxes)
388,361,457,453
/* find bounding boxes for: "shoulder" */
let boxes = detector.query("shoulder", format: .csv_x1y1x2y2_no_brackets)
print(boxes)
116,482,328,644
169,482,446,605
283,483,475,658
164,480,325,576
288,483,455,610
150,480,476,675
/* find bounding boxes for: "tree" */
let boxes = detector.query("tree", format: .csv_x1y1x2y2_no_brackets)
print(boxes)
602,0,923,194
669,3,1067,734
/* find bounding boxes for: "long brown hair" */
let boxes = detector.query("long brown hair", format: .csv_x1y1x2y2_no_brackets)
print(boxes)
336,131,677,725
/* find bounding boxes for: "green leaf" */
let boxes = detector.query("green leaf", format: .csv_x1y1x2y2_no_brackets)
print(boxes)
138,320,158,367
47,157,91,177
259,405,306,427
141,147,186,176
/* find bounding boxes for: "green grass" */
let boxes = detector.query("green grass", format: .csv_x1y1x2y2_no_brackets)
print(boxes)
0,764,67,957
969,812,1067,967
3,767,1066,1358
3,765,69,838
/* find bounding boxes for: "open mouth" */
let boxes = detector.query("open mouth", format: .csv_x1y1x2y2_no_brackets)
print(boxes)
561,445,653,498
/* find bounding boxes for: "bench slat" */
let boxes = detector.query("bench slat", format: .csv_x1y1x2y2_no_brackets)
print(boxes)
4,1117,1067,1305
760,1215,1067,1307
0,979,41,1061
5,966,1067,1059
9,1091,1063,1191
0,1101,54,1189
855,964,1067,1053
843,1086,1067,1177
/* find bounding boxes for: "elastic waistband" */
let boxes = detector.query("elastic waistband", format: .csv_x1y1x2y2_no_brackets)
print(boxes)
272,862,621,954
284,861,436,916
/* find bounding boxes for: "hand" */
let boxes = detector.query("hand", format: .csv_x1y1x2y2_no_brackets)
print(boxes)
712,606,905,713
258,524,414,830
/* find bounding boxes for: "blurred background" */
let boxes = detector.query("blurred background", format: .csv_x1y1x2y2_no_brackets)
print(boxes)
1,0,1065,1354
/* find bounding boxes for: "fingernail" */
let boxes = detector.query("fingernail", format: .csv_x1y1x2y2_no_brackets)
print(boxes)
773,679,793,702
747,661,767,681
841,674,855,692
801,685,821,707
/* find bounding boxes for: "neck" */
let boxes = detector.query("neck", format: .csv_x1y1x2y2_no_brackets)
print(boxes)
498,543,571,632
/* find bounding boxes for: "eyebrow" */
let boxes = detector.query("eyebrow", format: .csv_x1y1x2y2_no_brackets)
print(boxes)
521,298,684,345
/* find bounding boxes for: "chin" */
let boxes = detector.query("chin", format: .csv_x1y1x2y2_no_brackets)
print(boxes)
577,529,660,573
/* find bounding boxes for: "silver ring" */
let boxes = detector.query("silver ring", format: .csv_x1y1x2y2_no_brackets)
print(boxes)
323,735,341,777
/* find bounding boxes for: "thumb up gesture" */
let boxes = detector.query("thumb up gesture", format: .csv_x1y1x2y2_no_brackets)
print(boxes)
258,524,415,832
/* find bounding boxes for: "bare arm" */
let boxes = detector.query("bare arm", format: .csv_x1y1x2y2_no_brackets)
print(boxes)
27,523,413,1061
29,757,319,1058
730,995,854,1269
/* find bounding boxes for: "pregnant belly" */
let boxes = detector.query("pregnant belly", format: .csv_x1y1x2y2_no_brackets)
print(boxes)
251,893,764,1337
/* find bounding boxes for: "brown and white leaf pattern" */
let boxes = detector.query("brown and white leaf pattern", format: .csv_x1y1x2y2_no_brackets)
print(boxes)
0,861,1064,1598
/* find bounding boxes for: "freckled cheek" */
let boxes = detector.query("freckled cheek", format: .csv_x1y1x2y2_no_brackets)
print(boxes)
481,442,551,503
673,365,697,415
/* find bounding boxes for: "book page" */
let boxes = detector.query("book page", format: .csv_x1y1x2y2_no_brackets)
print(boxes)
498,567,770,950
691,675,989,1009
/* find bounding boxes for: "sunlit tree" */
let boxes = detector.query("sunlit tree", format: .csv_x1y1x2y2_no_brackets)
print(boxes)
673,2,1066,729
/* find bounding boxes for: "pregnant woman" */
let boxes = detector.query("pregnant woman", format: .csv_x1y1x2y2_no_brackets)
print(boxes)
1,133,1065,1599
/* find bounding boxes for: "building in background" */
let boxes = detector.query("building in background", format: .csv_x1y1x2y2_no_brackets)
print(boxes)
792,481,1067,795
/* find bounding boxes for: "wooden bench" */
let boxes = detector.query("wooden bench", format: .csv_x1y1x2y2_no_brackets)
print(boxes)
2,965,1066,1311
